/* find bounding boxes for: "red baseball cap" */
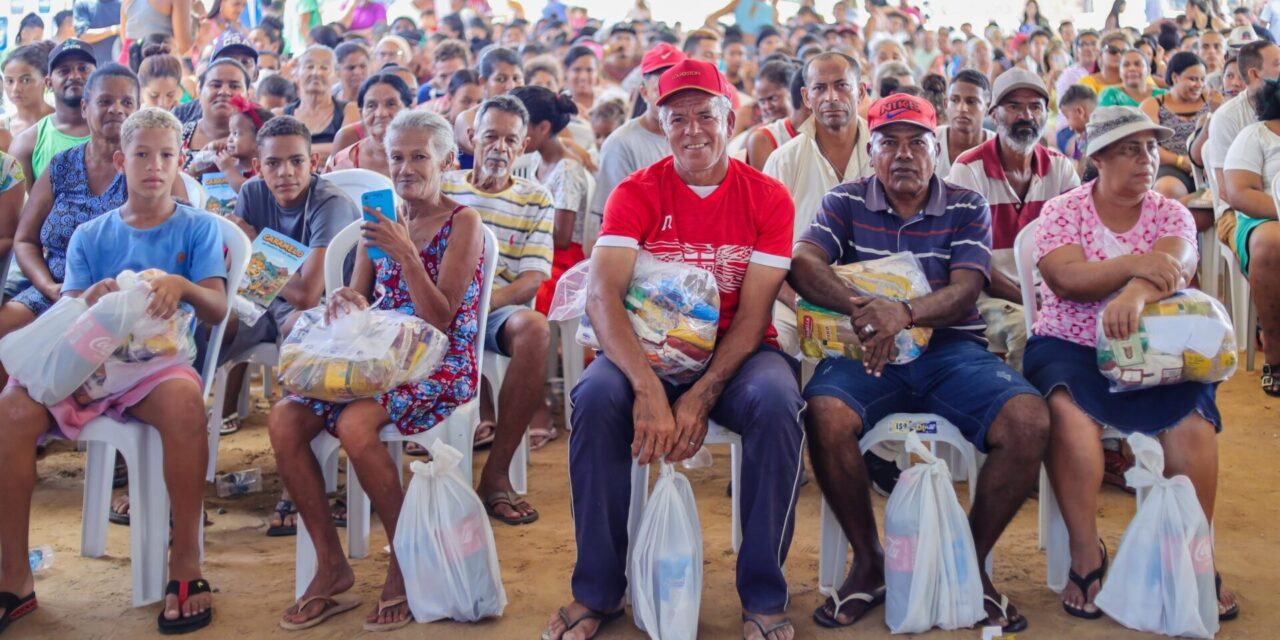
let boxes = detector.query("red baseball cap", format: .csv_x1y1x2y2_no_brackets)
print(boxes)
655,58,733,106
641,43,685,75
867,94,937,134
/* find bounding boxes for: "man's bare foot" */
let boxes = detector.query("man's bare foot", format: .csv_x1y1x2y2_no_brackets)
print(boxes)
743,611,794,639
1218,573,1240,619
814,561,885,627
542,601,623,640
281,560,356,625
110,494,130,524
0,571,35,603
477,475,537,522
365,562,410,628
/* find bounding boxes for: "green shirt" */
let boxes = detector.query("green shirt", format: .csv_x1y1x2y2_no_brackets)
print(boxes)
1098,86,1168,108
31,115,91,180
284,0,321,57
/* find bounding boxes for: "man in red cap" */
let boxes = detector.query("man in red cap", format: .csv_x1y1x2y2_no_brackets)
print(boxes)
586,43,686,249
791,94,1048,633
545,58,803,640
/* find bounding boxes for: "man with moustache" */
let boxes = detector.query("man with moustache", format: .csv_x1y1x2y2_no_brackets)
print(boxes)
602,22,640,86
8,39,96,187
763,51,872,356
947,69,1078,371
441,95,554,525
793,94,1048,633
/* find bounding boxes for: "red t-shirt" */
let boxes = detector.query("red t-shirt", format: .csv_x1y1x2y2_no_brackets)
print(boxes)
597,157,795,343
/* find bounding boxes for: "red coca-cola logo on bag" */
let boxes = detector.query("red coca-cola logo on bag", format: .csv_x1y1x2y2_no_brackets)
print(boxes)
66,314,118,361
884,533,917,572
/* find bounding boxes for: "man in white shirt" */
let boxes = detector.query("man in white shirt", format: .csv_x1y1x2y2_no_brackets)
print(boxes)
1210,41,1280,252
947,69,1079,371
937,69,994,180
763,51,872,355
586,43,685,253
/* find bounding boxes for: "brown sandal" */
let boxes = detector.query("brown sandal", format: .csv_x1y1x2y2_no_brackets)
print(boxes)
484,491,538,525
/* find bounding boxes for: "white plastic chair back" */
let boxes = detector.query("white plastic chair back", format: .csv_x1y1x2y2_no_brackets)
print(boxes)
181,173,209,211
324,219,363,296
1013,218,1040,335
323,168,393,208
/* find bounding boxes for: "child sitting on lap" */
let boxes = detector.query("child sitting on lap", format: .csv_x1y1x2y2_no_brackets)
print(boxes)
0,107,227,636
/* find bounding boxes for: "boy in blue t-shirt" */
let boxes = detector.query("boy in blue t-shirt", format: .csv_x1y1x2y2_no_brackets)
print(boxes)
0,108,226,636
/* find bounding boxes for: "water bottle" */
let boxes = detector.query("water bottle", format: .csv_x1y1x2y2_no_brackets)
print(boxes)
28,546,53,573
215,468,263,497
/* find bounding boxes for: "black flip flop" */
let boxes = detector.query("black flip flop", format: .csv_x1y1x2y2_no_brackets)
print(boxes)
109,508,131,526
812,585,885,628
539,606,623,640
0,591,37,635
156,579,212,635
1217,573,1240,621
331,498,347,529
266,500,297,537
1063,539,1109,620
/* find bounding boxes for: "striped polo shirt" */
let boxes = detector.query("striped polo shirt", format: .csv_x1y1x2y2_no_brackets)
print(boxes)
441,170,555,288
945,137,1079,282
798,175,993,342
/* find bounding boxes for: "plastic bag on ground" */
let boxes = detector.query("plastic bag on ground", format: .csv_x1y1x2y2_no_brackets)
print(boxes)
884,432,985,634
630,462,703,639
796,252,933,365
279,305,449,402
1096,289,1237,393
1095,433,1218,638
394,440,507,622
0,275,153,405
549,251,720,384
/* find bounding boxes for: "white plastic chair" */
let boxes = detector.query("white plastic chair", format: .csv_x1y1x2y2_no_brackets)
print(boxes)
556,317,587,424
816,414,983,596
627,421,743,553
322,168,394,208
79,214,251,606
180,173,209,211
1207,168,1256,370
296,223,499,598
1014,220,1130,591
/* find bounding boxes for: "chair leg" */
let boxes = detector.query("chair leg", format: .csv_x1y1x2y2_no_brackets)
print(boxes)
295,509,316,601
1044,468,1070,593
346,457,371,559
81,441,115,558
137,431,170,607
237,366,252,419
729,442,742,554
263,365,275,398
817,497,849,595
1246,300,1258,372
511,432,529,495
207,365,231,482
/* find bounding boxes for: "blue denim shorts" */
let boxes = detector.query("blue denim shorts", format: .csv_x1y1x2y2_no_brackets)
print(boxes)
483,304,525,356
803,336,1040,453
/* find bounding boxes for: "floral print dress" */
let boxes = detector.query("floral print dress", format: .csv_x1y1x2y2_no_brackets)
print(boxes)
291,207,483,436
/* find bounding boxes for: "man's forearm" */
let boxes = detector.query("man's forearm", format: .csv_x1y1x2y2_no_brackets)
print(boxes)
908,277,983,327
585,293,663,394
489,272,546,309
687,309,769,406
985,270,1023,303
78,26,119,43
788,249,856,315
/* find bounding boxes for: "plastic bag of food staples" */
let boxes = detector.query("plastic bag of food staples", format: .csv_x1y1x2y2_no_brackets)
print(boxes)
796,252,933,365
280,305,449,402
74,271,199,404
549,252,720,384
1096,289,1237,393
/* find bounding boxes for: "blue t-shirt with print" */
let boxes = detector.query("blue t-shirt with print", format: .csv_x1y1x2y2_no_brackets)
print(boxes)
63,203,227,295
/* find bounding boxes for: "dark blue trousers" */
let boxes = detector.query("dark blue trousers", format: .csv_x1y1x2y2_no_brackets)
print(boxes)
568,348,805,614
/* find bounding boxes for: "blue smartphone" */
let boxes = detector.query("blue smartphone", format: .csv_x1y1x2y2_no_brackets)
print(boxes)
361,189,396,261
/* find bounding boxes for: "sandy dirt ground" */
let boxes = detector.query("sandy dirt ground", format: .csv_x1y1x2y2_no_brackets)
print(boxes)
12,371,1280,639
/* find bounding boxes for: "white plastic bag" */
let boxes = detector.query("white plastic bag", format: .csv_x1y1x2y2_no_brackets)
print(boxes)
549,251,720,384
393,440,507,623
279,305,449,402
1095,434,1218,638
629,462,703,640
0,281,151,405
883,432,985,634
1096,289,1237,392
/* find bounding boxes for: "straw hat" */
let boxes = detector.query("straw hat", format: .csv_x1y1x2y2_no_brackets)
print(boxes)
1085,106,1173,158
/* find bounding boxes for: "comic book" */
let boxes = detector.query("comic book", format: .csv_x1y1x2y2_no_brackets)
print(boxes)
235,228,309,325
203,172,237,216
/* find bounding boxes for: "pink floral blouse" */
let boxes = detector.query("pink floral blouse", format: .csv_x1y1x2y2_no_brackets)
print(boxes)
1031,181,1199,347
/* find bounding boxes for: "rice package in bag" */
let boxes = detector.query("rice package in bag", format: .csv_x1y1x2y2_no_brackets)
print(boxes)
280,306,449,402
1096,289,1237,393
548,252,720,384
796,252,933,365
